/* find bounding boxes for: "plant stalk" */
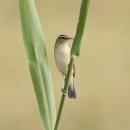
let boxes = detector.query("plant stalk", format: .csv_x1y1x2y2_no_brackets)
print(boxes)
54,56,75,130
54,0,90,130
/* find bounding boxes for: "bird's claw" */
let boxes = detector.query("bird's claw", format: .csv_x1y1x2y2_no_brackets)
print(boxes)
61,88,67,95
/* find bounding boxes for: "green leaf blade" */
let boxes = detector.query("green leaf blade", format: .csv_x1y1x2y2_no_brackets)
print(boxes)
29,62,51,130
19,0,56,129
71,0,91,56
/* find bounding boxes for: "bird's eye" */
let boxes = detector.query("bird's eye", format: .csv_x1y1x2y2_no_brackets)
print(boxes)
61,37,65,39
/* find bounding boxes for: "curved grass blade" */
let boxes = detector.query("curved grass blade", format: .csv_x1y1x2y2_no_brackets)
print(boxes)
71,0,91,56
19,0,56,129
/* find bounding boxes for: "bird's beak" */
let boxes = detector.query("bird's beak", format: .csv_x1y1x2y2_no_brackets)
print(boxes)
66,37,74,40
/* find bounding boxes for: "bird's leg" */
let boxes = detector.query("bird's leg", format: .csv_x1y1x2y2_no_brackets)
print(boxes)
61,75,67,95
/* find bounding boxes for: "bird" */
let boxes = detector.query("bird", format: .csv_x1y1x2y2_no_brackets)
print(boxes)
54,35,76,99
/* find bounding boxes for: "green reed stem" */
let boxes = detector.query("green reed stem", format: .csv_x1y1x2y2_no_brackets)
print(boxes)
54,0,90,130
54,56,75,130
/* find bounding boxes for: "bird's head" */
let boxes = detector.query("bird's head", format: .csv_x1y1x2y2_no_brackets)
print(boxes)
56,35,74,44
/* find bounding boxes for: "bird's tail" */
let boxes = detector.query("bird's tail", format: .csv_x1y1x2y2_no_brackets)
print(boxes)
61,76,76,99
68,86,76,99
68,76,76,99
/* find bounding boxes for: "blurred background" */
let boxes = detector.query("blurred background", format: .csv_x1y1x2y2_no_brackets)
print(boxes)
0,0,130,130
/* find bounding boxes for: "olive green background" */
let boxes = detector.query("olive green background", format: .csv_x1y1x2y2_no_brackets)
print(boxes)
0,0,130,130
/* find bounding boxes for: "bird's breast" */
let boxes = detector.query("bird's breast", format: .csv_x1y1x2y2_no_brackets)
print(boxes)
54,44,70,75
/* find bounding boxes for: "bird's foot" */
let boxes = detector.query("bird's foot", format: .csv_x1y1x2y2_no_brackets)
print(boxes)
61,88,67,95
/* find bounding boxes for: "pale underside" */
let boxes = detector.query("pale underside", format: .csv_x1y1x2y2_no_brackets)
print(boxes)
54,43,71,76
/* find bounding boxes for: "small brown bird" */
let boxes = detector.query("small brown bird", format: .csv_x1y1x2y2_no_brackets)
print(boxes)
54,35,76,99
